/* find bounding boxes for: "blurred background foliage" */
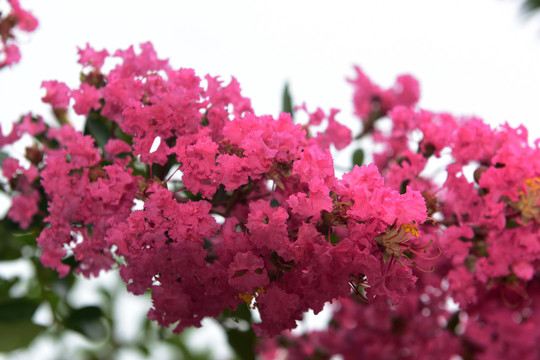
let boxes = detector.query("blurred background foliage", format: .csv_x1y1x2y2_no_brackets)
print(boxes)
522,0,540,13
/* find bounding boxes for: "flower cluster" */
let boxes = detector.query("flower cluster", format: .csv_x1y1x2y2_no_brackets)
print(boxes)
258,271,460,360
2,21,539,356
1,43,441,338
0,0,37,69
267,65,540,359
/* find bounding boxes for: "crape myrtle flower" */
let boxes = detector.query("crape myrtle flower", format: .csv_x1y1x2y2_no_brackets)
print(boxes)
1,43,447,338
0,0,38,69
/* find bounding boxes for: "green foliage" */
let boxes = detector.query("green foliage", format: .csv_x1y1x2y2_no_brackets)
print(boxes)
0,219,40,260
522,0,540,13
0,281,47,352
0,319,46,352
64,306,108,341
0,298,41,321
0,151,9,166
220,303,257,360
84,110,112,149
352,148,364,168
84,109,132,149
282,83,294,119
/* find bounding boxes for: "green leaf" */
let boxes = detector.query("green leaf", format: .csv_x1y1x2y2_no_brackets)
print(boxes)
0,298,41,322
282,83,294,119
228,302,252,323
270,198,280,208
84,110,112,148
505,218,521,229
522,0,540,13
221,303,256,360
0,278,18,299
0,297,46,351
399,179,410,195
446,311,460,333
64,306,107,341
329,233,340,246
0,151,9,166
352,149,364,168
0,319,46,352
226,327,256,360
0,218,40,260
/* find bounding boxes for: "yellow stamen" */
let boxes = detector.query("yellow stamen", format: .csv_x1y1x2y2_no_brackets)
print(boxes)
402,223,420,237
235,287,265,309
514,178,540,225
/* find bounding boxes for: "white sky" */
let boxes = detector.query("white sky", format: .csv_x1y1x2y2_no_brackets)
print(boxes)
1,0,540,140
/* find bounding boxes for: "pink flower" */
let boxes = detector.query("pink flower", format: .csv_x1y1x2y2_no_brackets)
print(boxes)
77,43,109,69
228,252,269,293
512,261,534,281
170,131,219,198
41,80,71,108
8,190,40,229
253,285,301,337
246,200,291,260
18,113,46,136
104,139,132,157
390,74,420,108
72,83,103,115
0,0,37,69
1,157,22,179
8,0,38,31
349,66,420,121
1,44,21,68
287,178,332,222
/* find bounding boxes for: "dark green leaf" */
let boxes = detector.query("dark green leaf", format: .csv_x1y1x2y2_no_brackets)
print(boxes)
329,233,340,246
0,298,41,322
282,83,294,119
0,278,18,299
0,319,46,352
270,198,280,208
228,302,252,323
0,151,9,166
0,218,40,260
352,149,364,168
522,0,540,13
220,303,256,360
506,218,521,229
446,311,460,333
84,110,112,148
226,327,256,360
64,306,107,341
399,179,410,195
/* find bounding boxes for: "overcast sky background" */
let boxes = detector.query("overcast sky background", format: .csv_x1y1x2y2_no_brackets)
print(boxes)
1,0,540,138
1,1,540,359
